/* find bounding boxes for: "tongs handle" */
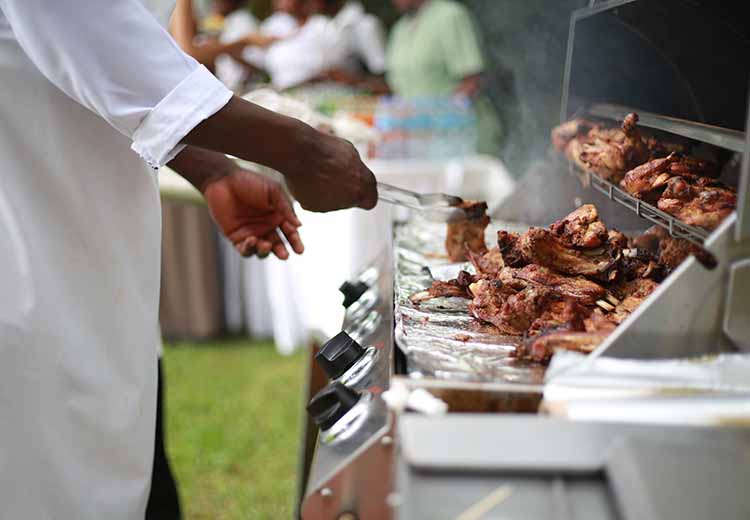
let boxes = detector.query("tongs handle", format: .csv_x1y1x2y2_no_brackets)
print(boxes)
377,182,423,210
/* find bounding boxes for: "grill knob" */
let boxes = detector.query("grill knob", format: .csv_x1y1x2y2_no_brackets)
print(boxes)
315,331,365,380
307,382,361,431
339,281,369,308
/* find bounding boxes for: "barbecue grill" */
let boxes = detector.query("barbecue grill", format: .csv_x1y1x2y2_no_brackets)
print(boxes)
297,1,750,518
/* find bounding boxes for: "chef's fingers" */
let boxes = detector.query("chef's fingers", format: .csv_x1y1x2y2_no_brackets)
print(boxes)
272,241,290,260
256,239,274,258
236,236,258,257
281,221,305,255
278,194,303,228
260,229,291,260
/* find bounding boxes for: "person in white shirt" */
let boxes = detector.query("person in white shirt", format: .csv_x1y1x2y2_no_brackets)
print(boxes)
260,0,332,90
315,0,388,89
261,0,300,38
0,1,377,518
214,0,261,92
262,0,388,92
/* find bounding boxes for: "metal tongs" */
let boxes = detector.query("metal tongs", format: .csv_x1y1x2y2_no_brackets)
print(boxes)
377,182,468,221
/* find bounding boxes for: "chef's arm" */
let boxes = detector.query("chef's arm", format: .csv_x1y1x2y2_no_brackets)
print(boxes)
181,96,377,211
167,146,237,194
168,146,305,260
182,96,309,177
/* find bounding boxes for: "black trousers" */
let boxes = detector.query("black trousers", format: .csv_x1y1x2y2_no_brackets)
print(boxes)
146,360,182,520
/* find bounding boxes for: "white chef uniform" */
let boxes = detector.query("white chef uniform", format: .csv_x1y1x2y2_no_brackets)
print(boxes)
0,1,232,519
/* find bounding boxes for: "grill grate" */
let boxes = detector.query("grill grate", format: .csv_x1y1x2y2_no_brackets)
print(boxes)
568,163,717,257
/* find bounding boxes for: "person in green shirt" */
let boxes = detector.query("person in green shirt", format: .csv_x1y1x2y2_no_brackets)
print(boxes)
386,0,502,154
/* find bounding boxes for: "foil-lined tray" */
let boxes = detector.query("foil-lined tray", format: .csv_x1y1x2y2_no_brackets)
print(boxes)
394,217,546,384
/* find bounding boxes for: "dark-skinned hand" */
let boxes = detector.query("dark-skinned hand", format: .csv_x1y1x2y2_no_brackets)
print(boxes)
203,168,304,260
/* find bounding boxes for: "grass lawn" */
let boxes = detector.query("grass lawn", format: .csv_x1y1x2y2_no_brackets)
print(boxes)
163,339,306,519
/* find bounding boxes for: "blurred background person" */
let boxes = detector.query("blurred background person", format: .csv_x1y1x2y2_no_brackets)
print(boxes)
262,0,331,90
213,0,262,92
170,0,275,73
261,0,301,38
313,0,389,94
386,0,501,153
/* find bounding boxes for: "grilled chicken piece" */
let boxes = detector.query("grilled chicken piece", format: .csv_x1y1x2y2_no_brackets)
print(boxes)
667,155,719,178
608,229,629,250
631,225,666,253
657,177,736,230
620,153,722,203
658,236,716,271
528,299,590,335
468,275,595,337
512,264,607,305
519,330,609,363
632,225,713,272
445,201,490,262
551,119,600,153
620,248,663,281
466,247,505,278
619,153,679,202
584,309,618,334
608,278,659,324
549,204,608,249
497,230,527,267
518,228,619,281
410,279,470,304
467,279,527,335
577,113,651,183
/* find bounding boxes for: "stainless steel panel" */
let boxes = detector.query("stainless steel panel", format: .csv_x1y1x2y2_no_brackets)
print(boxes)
589,102,746,153
724,259,750,352
395,415,750,520
302,246,396,519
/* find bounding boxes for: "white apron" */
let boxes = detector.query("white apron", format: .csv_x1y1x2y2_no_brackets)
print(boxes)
0,1,230,517
0,35,161,520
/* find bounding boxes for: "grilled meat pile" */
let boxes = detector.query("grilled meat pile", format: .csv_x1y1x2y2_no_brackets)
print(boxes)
553,114,736,231
410,204,704,363
552,113,650,183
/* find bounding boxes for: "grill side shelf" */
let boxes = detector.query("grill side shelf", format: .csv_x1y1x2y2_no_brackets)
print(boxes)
567,162,712,249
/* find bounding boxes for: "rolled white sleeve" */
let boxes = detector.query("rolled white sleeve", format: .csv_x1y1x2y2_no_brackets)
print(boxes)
0,0,233,168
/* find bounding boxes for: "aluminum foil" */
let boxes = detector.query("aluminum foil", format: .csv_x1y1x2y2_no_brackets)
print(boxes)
394,217,546,384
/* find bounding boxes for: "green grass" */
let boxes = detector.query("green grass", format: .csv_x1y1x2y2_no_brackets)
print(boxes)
163,340,305,519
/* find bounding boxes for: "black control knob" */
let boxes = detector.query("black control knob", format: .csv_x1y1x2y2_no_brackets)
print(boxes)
315,331,365,379
307,382,361,431
339,281,369,308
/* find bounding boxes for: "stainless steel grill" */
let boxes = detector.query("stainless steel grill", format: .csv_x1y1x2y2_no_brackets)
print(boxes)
298,1,750,518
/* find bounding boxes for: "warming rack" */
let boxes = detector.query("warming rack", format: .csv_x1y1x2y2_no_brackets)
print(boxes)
562,100,748,252
568,162,710,248
588,102,747,153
